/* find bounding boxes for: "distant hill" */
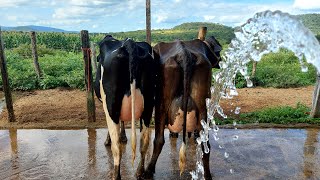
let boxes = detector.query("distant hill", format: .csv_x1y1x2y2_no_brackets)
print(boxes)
296,14,320,34
110,22,235,45
1,25,69,32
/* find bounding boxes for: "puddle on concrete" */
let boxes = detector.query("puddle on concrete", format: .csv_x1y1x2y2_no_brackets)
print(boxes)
0,128,319,179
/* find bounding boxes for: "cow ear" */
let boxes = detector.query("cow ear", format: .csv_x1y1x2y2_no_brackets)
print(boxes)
213,43,222,53
152,48,160,61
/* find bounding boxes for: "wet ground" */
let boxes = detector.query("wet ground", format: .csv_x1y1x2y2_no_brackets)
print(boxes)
0,128,319,180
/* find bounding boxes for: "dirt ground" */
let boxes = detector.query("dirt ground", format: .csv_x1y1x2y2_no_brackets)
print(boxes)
0,86,315,129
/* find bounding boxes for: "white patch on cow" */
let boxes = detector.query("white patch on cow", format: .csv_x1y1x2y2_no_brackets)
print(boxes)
168,108,197,133
100,65,121,166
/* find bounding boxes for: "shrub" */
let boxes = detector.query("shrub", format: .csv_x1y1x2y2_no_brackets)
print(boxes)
234,49,317,88
12,43,58,58
2,50,84,90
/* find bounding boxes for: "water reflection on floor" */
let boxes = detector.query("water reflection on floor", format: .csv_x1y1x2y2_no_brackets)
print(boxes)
0,128,319,179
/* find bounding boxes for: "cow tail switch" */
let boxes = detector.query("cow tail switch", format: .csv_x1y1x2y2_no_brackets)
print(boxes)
131,79,137,167
179,142,186,176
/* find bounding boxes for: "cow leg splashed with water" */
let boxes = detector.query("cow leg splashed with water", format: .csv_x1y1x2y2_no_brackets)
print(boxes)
144,37,222,180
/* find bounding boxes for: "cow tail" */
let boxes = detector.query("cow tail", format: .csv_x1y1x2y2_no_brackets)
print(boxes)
124,38,137,167
130,79,136,166
179,49,192,176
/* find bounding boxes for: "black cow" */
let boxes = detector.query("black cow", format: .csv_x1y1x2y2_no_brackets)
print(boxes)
95,35,156,179
144,36,222,180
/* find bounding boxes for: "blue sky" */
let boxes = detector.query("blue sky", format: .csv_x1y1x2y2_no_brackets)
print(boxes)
0,0,319,32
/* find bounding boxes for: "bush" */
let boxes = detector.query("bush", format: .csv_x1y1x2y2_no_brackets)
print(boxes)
12,43,59,58
39,53,84,89
235,49,317,88
2,50,84,90
214,103,320,125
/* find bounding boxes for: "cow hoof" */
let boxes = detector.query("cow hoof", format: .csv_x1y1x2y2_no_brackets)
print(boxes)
188,132,192,138
136,170,145,180
204,173,212,180
120,135,128,143
104,138,111,146
169,132,178,138
193,131,200,142
142,170,154,180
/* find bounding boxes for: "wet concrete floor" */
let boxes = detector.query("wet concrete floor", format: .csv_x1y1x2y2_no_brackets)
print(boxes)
0,128,319,180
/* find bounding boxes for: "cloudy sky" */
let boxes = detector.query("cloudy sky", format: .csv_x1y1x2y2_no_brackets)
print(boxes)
0,0,319,32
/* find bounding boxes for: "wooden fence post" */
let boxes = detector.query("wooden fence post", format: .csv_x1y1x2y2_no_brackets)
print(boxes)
146,0,151,45
310,73,320,118
0,27,15,122
90,41,97,73
81,30,96,122
30,31,42,78
198,27,207,41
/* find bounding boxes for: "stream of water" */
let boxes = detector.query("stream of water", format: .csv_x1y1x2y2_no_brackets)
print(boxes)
192,10,320,180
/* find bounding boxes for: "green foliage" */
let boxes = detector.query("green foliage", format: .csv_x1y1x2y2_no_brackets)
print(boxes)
296,14,320,34
215,103,320,125
2,50,84,90
39,53,84,89
12,43,56,58
235,49,317,88
316,34,320,42
3,51,38,90
3,22,234,51
239,103,313,124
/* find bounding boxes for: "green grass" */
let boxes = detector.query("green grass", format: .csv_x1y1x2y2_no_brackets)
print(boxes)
215,103,320,125
3,50,84,90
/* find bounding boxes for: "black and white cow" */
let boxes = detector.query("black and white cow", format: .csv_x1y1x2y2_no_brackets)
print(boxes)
144,36,222,180
95,35,156,179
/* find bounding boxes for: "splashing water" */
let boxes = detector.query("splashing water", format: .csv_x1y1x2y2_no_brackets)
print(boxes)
191,10,320,180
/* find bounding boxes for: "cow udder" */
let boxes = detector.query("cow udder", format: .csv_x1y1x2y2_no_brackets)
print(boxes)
119,89,144,121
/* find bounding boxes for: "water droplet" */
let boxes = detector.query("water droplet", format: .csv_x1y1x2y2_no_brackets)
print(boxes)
233,135,239,140
234,107,241,114
230,169,234,174
213,134,219,141
213,125,219,132
301,65,308,72
203,142,210,154
218,145,224,149
205,98,211,108
224,152,229,158
246,77,253,87
229,88,238,96
233,121,237,126
210,86,215,94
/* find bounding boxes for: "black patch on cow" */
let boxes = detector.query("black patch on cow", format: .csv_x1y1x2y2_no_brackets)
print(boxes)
95,37,156,125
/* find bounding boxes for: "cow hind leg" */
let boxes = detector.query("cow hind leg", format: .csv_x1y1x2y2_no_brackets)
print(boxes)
203,141,212,180
144,113,166,178
104,132,111,146
120,121,128,143
104,121,127,146
101,79,122,179
136,124,151,178
107,119,121,180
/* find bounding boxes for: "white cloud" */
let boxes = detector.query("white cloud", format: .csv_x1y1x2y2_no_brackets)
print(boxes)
6,15,17,21
155,12,168,23
293,0,320,10
204,15,215,21
0,0,29,7
0,0,319,32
